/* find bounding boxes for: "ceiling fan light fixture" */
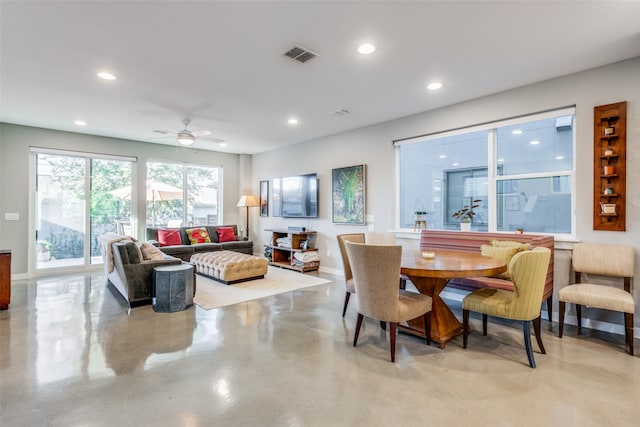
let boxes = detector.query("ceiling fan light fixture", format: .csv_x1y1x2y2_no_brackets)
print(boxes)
177,132,195,146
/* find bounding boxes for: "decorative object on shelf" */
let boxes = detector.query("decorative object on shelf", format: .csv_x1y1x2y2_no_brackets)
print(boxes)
515,227,524,234
593,101,626,231
237,195,259,238
452,199,481,231
259,180,269,217
332,164,366,225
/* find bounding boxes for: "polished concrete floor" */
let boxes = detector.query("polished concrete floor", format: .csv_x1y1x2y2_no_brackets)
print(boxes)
1,271,638,427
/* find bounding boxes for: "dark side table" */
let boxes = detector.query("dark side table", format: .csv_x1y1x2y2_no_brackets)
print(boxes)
152,263,194,312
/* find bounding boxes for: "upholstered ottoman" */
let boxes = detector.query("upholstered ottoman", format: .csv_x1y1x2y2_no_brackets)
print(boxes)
190,251,268,285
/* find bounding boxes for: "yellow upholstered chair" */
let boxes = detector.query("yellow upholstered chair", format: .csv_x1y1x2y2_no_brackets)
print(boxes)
462,247,551,368
558,243,635,355
345,242,432,362
337,233,366,317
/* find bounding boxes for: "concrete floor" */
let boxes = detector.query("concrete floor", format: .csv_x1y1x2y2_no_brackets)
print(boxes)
1,271,638,427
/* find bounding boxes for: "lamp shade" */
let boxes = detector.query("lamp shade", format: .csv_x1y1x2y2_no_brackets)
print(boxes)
237,195,259,207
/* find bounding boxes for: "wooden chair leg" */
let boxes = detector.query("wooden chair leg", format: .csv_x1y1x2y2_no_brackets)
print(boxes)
625,312,634,356
463,309,470,349
342,291,351,317
482,314,488,336
558,301,565,338
353,313,364,347
546,296,553,323
533,315,546,354
423,312,432,345
389,322,397,363
576,304,582,334
522,321,536,368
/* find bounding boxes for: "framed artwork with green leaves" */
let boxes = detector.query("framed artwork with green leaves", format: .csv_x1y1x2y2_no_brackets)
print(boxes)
332,164,366,224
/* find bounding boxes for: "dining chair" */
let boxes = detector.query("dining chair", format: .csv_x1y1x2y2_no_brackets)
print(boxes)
558,243,635,355
365,232,407,289
345,241,433,362
462,247,551,368
336,233,366,317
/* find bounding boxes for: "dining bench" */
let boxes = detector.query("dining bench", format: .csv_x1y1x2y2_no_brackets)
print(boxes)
419,230,554,320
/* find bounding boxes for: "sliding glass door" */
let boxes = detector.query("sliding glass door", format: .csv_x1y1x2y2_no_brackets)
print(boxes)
34,151,133,271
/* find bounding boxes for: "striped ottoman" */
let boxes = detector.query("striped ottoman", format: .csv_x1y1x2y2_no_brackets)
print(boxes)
190,251,268,285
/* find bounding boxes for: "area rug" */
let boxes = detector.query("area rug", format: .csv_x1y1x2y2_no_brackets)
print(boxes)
193,266,331,310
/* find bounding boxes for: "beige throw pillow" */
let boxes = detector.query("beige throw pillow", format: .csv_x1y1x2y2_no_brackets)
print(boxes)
481,244,519,280
137,242,165,261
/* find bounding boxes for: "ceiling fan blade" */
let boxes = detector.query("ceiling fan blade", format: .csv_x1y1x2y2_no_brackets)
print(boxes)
153,129,176,135
191,130,211,137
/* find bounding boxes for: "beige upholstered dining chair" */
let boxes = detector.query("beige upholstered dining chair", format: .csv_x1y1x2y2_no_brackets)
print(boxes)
345,241,432,362
558,243,635,355
462,247,551,368
337,233,366,317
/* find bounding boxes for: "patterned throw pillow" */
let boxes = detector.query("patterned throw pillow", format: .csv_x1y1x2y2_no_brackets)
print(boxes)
481,244,519,280
157,229,182,246
216,226,237,243
186,227,211,244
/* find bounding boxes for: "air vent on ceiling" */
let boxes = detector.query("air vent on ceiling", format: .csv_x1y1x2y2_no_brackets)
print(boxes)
332,109,350,116
283,45,319,63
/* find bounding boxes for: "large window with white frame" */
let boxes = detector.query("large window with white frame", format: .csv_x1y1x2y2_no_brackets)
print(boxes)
146,161,222,228
395,107,575,236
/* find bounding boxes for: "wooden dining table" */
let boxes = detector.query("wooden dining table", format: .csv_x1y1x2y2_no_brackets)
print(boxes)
400,249,507,349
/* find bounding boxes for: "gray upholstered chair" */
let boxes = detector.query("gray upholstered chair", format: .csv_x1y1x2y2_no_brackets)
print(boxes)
345,241,432,362
558,243,635,355
336,233,366,317
462,247,551,368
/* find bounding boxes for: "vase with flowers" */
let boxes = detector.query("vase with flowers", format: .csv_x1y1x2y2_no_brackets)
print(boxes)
452,199,481,231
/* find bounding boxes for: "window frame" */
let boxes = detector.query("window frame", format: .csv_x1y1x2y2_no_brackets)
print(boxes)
394,107,576,239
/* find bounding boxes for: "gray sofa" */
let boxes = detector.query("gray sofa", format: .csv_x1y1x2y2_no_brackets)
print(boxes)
146,224,253,261
99,233,182,304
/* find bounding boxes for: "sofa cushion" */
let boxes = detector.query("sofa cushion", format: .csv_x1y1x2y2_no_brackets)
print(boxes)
113,240,141,264
217,227,237,243
186,227,212,244
157,229,182,246
480,245,518,280
137,242,165,261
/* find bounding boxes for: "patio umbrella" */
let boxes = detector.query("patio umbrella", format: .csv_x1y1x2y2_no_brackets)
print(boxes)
110,180,183,227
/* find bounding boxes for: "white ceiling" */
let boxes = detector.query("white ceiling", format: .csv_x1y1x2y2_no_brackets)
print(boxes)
1,1,639,154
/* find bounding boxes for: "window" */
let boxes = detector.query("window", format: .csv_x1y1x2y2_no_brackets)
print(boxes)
146,161,221,227
396,108,575,236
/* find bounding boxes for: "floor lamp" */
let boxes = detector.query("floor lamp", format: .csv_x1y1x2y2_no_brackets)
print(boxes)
237,195,259,239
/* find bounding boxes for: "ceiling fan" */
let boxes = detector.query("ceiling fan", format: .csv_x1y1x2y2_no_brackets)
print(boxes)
153,119,224,146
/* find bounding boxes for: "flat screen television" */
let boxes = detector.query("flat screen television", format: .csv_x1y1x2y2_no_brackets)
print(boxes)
272,173,318,218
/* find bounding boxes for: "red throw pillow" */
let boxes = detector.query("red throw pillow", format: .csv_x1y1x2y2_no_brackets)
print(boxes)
157,229,182,246
217,227,237,243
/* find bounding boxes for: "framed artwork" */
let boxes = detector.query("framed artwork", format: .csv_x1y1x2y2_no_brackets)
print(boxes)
332,164,366,224
260,180,269,217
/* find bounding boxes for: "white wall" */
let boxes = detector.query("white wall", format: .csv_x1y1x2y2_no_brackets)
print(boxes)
0,124,243,275
252,57,640,333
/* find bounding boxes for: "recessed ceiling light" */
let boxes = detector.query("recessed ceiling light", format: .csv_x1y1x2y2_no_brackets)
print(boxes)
512,129,522,135
556,155,564,160
453,162,459,166
530,140,540,145
219,142,227,148
439,154,446,159
357,43,376,54
97,71,116,80
74,120,87,126
287,118,299,125
427,82,443,90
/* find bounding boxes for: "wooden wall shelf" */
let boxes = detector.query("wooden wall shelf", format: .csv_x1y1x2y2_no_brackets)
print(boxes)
593,101,626,231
